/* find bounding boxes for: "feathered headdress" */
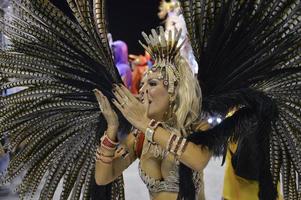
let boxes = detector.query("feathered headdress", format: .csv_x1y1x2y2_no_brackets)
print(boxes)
139,27,185,94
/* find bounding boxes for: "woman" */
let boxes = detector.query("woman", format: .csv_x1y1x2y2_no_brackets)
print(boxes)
93,28,211,200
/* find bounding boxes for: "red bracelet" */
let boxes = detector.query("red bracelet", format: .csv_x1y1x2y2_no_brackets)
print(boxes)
95,154,114,164
100,132,119,150
96,147,115,158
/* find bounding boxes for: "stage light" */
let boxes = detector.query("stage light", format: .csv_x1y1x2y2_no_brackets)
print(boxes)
207,118,213,124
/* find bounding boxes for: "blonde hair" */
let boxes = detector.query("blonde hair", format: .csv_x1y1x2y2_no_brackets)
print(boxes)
140,27,201,135
172,57,202,136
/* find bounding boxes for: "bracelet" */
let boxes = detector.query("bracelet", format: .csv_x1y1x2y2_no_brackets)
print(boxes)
170,135,180,154
166,133,188,158
100,132,119,150
167,133,177,151
145,119,161,143
96,147,115,157
145,128,155,144
95,154,114,164
173,137,183,154
149,119,161,129
95,148,114,164
176,138,188,157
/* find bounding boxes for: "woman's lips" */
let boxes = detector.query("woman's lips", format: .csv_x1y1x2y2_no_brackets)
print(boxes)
140,99,152,105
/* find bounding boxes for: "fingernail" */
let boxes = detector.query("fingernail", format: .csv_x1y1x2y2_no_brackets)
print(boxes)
113,84,117,88
112,98,116,102
93,89,97,92
112,89,116,93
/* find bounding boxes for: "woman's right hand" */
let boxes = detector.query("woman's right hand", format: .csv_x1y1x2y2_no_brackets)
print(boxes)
94,89,119,133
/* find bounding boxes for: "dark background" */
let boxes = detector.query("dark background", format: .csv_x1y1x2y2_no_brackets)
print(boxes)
51,0,161,55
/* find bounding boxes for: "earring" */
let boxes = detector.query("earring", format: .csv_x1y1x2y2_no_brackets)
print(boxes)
163,99,177,126
163,80,169,86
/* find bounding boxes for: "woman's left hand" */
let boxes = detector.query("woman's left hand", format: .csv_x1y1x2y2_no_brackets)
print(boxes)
112,84,150,132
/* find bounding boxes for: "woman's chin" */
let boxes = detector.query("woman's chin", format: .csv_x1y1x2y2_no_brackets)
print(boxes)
147,112,164,121
146,113,154,119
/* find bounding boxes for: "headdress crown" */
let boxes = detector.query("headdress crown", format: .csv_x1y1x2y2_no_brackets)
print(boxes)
139,27,184,93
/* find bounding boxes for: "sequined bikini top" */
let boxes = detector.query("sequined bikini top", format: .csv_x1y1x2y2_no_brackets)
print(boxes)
138,159,203,198
133,129,203,198
138,161,180,194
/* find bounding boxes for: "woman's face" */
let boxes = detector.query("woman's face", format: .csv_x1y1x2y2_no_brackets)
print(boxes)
139,71,170,121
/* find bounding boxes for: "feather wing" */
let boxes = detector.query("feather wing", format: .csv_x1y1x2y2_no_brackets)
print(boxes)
0,0,125,199
180,0,301,199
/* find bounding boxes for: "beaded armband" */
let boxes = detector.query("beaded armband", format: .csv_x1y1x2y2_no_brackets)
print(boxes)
166,133,188,158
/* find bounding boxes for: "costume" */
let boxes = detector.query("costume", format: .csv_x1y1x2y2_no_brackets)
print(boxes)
133,128,205,199
0,1,300,200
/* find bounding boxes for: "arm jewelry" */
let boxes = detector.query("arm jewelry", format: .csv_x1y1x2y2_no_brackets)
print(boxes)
166,133,188,158
96,149,115,164
145,119,188,158
145,119,162,144
95,132,119,164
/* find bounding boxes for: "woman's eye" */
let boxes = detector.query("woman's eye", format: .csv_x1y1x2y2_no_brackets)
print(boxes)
149,81,157,86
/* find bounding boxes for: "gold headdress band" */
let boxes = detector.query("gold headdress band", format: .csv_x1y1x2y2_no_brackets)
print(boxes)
139,27,185,94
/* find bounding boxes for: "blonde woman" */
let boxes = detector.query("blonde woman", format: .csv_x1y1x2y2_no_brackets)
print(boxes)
94,28,211,200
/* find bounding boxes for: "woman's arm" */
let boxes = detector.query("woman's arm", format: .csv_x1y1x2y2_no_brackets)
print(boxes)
95,129,137,185
152,127,211,172
93,88,137,185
